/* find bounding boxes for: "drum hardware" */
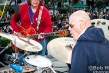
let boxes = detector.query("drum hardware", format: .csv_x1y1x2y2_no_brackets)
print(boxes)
4,54,19,64
4,51,30,65
12,38,18,64
10,38,25,64
0,62,6,67
48,66,56,73
0,42,12,67
66,44,74,50
0,42,11,54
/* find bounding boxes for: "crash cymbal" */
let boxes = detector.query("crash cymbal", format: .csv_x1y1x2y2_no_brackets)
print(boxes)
47,37,76,64
91,19,109,40
0,32,42,52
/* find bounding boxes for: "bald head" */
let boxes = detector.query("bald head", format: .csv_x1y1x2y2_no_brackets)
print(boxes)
69,10,91,27
68,10,91,40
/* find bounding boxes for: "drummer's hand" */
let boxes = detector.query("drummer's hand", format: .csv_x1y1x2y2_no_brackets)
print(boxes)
38,33,44,39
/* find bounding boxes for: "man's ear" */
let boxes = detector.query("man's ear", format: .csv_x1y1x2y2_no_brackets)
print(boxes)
80,20,86,30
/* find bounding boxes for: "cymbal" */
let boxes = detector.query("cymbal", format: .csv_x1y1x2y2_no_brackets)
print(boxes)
22,66,35,72
0,66,35,72
0,32,42,52
47,37,76,64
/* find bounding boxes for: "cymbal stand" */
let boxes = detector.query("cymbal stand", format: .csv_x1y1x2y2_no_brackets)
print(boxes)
0,42,11,54
0,62,5,67
49,66,57,73
19,51,29,59
13,38,30,64
12,38,19,64
0,42,11,67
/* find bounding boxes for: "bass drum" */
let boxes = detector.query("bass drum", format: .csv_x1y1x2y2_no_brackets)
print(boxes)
91,19,109,40
47,37,76,64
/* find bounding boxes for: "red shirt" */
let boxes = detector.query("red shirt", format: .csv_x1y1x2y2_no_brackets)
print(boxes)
10,3,52,41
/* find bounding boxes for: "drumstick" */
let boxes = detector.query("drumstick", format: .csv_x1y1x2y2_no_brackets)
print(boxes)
49,66,57,73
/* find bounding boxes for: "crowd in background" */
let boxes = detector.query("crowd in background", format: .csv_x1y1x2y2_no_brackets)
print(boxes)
0,9,109,33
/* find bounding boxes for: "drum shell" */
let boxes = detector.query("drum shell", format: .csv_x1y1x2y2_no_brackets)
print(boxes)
24,55,52,73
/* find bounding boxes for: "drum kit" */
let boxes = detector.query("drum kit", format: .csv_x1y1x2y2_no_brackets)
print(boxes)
0,32,75,73
0,32,54,73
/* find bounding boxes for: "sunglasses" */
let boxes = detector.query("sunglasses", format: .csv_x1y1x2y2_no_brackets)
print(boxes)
69,24,74,28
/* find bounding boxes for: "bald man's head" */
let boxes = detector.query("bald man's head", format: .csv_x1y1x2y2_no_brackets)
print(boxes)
69,10,91,26
68,10,91,40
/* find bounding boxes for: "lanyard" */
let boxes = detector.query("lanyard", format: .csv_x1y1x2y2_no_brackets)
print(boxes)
36,6,44,33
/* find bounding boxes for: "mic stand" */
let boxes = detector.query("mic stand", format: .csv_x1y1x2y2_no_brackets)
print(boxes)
0,42,11,67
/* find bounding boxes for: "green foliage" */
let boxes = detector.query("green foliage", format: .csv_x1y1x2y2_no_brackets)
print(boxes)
0,37,10,47
94,0,106,9
0,37,14,53
57,7,69,13
48,36,59,42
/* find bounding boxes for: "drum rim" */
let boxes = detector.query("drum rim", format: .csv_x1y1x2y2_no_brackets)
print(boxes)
24,59,37,67
24,55,52,68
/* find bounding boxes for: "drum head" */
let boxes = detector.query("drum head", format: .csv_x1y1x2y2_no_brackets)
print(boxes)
47,37,76,64
24,55,52,68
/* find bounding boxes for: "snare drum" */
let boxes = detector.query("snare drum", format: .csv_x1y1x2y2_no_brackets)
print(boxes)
24,55,52,73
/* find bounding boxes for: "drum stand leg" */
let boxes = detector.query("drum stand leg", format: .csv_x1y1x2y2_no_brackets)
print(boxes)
0,43,11,54
0,43,11,67
18,51,29,61
48,66,57,73
0,62,6,67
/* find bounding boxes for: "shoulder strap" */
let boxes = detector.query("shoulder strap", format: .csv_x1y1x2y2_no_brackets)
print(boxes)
36,6,44,33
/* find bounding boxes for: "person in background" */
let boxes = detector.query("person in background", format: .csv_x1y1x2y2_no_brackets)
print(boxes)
68,10,109,73
4,25,12,34
10,0,52,65
0,27,4,32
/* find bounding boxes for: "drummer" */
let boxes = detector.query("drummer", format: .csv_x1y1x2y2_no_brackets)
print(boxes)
10,0,52,65
68,10,109,73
